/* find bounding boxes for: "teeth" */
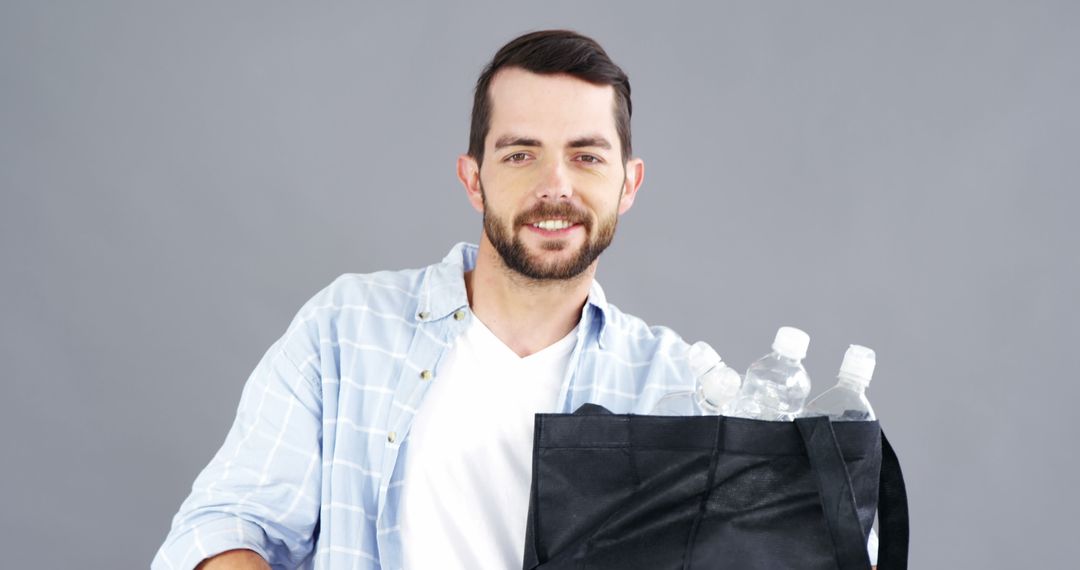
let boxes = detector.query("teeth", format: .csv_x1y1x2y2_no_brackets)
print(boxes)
532,220,573,231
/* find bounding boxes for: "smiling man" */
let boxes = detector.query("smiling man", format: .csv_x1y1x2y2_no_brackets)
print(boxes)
469,66,636,283
154,31,869,570
458,63,643,360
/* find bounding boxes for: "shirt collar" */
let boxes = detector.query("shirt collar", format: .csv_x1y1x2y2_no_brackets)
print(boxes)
419,242,611,346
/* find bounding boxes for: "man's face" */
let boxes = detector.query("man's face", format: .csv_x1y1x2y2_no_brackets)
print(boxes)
467,68,639,281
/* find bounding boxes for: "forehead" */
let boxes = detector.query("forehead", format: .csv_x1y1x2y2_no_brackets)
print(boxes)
487,67,618,143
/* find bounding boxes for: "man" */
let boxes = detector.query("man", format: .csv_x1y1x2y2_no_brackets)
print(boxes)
154,30,880,570
153,30,698,569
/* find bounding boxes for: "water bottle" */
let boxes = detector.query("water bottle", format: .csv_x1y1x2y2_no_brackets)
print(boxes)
802,345,877,421
724,326,812,421
652,341,742,415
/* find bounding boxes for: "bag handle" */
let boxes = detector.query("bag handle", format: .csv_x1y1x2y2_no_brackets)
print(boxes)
795,417,909,570
796,417,877,570
875,430,909,569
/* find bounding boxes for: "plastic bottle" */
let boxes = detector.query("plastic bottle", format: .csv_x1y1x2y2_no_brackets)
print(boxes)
802,345,877,421
724,326,812,421
652,341,742,415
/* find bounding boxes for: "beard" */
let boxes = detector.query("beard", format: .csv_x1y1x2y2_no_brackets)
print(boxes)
481,186,618,281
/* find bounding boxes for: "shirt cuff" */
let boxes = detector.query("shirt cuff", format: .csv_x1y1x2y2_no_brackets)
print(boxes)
152,516,273,570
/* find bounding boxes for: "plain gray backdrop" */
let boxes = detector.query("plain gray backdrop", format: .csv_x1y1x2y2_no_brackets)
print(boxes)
2,1,1077,567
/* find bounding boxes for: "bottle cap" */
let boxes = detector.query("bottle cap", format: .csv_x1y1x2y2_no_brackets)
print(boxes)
687,341,722,377
772,326,810,360
839,344,876,385
701,364,742,406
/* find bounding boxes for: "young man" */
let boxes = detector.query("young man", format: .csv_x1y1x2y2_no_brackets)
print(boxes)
153,31,699,569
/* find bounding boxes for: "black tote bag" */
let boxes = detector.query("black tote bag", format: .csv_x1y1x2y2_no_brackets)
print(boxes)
522,404,908,570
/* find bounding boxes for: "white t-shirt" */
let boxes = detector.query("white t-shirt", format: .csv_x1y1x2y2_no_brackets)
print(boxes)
399,316,577,570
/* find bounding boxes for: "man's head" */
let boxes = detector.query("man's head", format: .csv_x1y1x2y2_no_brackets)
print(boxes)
457,30,644,282
468,30,633,168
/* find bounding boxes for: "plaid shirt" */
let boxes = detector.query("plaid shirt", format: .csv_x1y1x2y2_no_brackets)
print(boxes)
153,242,695,569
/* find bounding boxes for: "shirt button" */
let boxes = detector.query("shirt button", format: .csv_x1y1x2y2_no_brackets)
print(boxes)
417,311,430,320
419,369,433,381
387,431,397,444
453,309,466,321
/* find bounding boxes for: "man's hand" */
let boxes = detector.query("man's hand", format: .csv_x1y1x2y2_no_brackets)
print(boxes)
195,549,270,570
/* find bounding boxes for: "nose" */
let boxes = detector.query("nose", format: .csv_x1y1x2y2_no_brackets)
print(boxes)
535,158,573,201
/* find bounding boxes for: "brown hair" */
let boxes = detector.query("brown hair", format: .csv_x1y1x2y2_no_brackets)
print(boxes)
468,30,632,166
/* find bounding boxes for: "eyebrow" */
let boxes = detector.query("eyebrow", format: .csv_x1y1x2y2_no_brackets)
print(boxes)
493,135,541,149
568,136,612,150
492,134,613,151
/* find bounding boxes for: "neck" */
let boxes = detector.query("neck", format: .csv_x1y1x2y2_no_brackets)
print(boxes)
466,235,594,357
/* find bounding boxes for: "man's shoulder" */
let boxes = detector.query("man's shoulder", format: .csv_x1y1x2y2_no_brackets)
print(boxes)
576,301,699,408
599,301,691,357
301,244,473,315
317,267,429,305
282,265,433,333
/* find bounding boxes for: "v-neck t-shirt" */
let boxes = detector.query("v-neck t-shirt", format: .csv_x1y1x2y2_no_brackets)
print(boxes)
398,316,578,569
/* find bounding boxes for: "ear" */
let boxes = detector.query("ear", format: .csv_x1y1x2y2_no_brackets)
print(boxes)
457,154,485,214
617,157,644,215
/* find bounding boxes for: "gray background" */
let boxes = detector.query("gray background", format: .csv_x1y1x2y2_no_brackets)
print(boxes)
2,1,1076,567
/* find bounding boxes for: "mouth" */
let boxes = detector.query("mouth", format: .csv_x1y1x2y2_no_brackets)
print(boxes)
525,218,582,235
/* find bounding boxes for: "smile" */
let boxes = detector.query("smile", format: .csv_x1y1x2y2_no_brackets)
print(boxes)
530,219,576,231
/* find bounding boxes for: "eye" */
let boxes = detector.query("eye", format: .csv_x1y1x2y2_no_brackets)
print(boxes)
576,154,603,164
504,152,531,163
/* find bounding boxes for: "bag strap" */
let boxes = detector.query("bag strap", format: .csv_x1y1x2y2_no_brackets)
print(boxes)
795,418,910,570
795,417,875,570
875,430,909,569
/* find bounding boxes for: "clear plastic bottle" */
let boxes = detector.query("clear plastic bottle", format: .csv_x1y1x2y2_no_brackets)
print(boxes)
724,326,812,421
802,345,877,421
652,341,742,415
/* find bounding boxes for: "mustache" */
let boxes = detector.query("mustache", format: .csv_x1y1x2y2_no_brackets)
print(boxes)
513,203,591,228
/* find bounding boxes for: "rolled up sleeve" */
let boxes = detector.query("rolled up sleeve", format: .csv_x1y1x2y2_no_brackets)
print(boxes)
153,341,323,570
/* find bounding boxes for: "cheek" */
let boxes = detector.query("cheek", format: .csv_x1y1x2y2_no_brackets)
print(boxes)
573,164,621,190
571,170,621,208
502,167,542,190
481,166,537,202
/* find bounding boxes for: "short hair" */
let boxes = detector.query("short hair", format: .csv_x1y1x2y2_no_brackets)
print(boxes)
468,30,632,166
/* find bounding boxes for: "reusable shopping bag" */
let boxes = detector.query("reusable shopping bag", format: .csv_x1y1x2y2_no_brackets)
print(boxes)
522,404,908,569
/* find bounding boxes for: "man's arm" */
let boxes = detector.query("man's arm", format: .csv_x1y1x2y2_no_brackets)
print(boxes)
195,549,270,570
151,337,323,569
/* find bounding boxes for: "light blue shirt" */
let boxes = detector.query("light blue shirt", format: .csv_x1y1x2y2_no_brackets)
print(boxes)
153,242,697,569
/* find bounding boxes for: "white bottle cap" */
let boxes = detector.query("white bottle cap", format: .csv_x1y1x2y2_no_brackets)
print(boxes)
687,341,722,377
772,326,810,360
701,364,742,406
839,344,876,385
